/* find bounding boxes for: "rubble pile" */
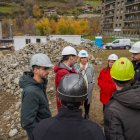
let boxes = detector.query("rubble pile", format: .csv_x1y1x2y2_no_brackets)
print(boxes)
0,39,103,139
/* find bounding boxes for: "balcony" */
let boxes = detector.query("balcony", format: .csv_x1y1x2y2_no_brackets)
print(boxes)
126,0,140,6
122,28,139,31
104,7,115,11
104,0,115,5
103,25,113,29
104,13,114,17
124,15,140,21
125,10,140,14
103,22,113,24
103,28,114,32
123,23,140,30
124,19,140,22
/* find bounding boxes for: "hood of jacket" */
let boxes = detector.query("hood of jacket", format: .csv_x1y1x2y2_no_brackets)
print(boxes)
19,71,47,89
54,62,73,73
132,61,140,70
113,82,140,109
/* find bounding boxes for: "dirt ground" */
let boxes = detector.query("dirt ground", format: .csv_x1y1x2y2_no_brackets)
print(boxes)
0,49,131,140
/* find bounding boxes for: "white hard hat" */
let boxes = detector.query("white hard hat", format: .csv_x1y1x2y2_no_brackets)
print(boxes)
108,54,118,60
129,41,140,53
61,46,77,56
78,50,88,57
30,53,53,67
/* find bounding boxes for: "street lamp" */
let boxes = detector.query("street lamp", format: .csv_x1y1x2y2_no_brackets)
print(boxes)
9,23,13,39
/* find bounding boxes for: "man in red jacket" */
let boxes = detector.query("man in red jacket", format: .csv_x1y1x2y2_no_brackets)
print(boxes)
54,46,77,110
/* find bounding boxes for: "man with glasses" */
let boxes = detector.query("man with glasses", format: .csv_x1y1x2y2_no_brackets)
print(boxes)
19,53,53,139
129,41,140,82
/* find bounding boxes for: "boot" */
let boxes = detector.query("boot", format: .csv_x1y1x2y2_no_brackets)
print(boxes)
84,114,89,119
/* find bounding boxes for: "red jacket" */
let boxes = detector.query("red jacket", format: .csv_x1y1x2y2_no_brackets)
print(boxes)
98,67,116,105
54,62,77,109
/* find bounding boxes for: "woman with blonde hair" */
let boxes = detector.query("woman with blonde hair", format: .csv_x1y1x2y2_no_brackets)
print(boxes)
74,50,95,119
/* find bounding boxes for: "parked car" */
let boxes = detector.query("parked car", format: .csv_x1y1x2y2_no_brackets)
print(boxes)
104,39,132,50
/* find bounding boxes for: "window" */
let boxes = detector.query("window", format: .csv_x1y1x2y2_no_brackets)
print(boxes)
36,39,41,43
113,40,119,43
26,39,31,44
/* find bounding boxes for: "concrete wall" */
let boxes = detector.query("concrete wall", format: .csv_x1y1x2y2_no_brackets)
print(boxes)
13,35,81,50
13,36,47,50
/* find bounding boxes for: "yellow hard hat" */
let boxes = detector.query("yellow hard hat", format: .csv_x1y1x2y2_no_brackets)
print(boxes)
111,57,135,81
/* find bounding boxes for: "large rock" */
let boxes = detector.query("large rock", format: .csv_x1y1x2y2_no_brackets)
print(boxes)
0,38,103,138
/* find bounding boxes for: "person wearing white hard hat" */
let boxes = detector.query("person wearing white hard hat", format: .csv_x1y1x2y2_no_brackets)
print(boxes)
19,53,53,139
54,46,78,110
98,54,118,111
74,50,95,119
129,41,140,82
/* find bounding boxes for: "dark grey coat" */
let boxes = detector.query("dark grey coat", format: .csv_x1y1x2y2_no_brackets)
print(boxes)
19,72,51,133
30,107,105,140
104,82,140,140
132,61,140,82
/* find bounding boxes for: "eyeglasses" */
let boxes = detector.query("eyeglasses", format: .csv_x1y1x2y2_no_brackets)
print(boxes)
37,66,50,71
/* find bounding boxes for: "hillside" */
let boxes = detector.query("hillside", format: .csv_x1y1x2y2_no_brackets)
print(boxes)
0,0,102,18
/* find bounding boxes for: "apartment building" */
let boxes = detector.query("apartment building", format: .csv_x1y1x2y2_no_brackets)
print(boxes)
102,0,140,37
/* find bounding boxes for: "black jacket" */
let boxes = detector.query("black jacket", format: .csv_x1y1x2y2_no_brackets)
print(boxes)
104,82,140,140
30,107,105,140
133,61,140,82
19,72,51,133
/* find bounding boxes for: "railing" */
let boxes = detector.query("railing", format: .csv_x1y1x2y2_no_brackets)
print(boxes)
104,6,115,11
103,22,113,24
106,0,115,3
123,23,140,29
126,0,140,5
125,15,140,21
104,0,115,5
104,19,114,22
125,9,140,14
103,25,113,29
104,13,114,17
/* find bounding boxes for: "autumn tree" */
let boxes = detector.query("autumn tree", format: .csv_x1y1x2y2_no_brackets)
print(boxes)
35,18,51,35
33,4,41,18
24,18,36,35
89,18,101,35
74,19,90,35
35,17,90,35
50,19,57,34
56,17,75,34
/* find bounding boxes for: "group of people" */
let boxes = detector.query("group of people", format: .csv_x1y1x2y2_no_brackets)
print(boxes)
19,41,140,140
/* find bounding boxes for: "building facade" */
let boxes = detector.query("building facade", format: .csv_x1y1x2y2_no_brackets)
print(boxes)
102,0,140,37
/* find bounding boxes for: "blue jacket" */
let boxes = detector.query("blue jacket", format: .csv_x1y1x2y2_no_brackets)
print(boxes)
19,72,51,133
